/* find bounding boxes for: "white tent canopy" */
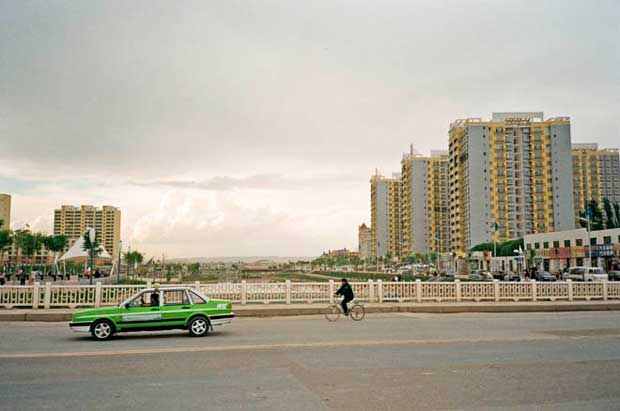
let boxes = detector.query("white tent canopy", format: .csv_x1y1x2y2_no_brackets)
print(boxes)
59,235,112,261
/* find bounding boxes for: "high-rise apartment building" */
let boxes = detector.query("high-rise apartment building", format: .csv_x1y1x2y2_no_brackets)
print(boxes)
0,194,11,229
448,112,574,252
53,205,121,257
401,149,450,255
370,172,402,258
358,223,372,259
572,143,620,224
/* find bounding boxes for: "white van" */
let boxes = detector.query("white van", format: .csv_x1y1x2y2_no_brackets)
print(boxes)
563,267,608,282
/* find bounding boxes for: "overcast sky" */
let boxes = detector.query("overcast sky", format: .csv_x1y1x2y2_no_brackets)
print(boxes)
1,0,619,258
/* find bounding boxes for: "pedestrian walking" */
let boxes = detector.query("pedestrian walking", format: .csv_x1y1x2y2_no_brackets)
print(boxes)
18,267,27,286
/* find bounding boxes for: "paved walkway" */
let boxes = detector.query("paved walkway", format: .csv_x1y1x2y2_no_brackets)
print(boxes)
2,300,620,321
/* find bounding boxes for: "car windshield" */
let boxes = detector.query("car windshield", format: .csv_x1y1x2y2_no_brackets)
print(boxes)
591,268,605,274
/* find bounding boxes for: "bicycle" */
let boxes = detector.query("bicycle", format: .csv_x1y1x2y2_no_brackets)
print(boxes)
325,298,365,322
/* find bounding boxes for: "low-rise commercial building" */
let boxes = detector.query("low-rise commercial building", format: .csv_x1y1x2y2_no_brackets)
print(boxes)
524,228,620,273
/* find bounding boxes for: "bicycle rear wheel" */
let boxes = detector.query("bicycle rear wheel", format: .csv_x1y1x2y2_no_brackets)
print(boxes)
325,304,341,322
350,304,365,321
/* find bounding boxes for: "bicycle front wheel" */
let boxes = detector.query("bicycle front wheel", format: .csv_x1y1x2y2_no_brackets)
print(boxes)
350,304,365,321
325,304,341,322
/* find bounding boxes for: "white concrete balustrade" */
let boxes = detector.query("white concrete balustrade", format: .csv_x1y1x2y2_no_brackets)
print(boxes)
1,279,620,309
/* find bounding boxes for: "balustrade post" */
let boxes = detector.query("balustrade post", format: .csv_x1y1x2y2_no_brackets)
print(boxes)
194,281,200,291
32,282,40,309
329,280,335,303
285,280,291,304
415,279,422,303
241,280,247,305
146,279,152,288
377,280,383,303
455,279,461,302
44,282,52,309
493,280,500,302
531,280,537,302
95,281,102,308
603,280,608,301
368,280,374,302
567,279,573,301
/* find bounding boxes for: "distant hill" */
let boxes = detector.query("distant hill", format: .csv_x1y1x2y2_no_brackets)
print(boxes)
166,256,317,264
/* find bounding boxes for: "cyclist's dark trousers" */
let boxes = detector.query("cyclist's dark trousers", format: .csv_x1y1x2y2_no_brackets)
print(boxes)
341,296,353,314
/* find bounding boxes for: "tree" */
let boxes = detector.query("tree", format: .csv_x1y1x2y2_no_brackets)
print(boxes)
13,228,45,273
0,220,12,269
43,235,68,275
124,250,145,277
578,199,604,231
81,232,103,258
578,198,620,230
602,198,618,229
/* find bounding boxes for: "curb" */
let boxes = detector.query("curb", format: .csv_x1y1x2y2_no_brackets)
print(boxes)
2,302,620,322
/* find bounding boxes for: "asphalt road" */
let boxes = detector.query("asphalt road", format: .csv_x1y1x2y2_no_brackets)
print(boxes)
1,312,620,410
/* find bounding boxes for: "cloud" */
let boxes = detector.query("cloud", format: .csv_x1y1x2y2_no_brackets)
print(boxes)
128,173,365,191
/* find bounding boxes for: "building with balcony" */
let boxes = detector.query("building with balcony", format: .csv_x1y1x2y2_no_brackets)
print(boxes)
401,148,450,255
53,205,121,258
572,143,620,225
448,112,575,252
370,171,401,258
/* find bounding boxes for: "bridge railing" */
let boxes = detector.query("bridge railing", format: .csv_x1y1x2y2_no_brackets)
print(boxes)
0,279,619,309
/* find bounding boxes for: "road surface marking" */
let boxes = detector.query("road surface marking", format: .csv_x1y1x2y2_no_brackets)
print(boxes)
0,334,610,359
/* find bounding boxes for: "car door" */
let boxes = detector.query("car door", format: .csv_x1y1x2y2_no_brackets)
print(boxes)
160,289,192,327
117,290,165,330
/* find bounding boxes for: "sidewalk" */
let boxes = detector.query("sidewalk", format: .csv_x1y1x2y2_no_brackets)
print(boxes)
2,300,620,322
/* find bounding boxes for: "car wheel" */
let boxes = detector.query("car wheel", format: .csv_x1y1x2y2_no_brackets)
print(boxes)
91,319,114,341
189,316,209,337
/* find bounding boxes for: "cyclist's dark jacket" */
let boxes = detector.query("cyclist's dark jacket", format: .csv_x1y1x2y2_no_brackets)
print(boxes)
335,283,354,300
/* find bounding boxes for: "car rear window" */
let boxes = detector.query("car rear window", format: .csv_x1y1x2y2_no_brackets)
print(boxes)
190,291,207,304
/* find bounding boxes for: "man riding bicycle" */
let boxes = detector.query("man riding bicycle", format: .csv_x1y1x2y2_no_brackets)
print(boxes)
334,278,354,316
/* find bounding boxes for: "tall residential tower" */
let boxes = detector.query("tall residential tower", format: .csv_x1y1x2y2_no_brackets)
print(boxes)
53,205,122,258
448,112,574,252
572,144,620,224
401,149,449,255
370,172,401,258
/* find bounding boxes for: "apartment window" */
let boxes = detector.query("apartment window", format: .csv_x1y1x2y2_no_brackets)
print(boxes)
553,241,560,248
590,237,596,245
543,242,549,248
604,236,612,245
564,240,570,247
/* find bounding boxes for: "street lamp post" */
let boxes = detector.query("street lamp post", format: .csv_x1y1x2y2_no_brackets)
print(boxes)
88,228,96,286
117,240,123,284
578,216,592,267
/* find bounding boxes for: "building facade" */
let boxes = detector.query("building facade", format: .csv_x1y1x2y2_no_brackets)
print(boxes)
0,193,10,229
448,112,575,253
358,223,372,259
370,172,401,258
524,227,620,273
53,205,121,258
572,143,620,225
401,149,449,255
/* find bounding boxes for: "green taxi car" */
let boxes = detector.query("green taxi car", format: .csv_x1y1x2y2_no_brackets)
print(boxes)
69,287,234,340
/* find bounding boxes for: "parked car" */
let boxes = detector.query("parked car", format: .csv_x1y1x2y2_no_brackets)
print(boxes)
533,271,557,282
503,272,521,282
469,270,492,281
607,271,620,281
562,266,608,282
69,286,234,340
